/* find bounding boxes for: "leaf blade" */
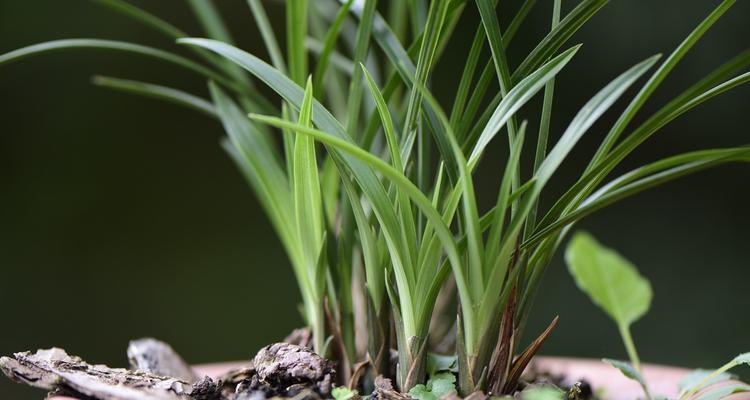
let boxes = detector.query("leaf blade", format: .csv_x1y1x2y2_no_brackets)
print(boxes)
565,232,652,328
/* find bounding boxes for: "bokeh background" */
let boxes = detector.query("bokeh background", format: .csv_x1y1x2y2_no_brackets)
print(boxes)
1,0,748,398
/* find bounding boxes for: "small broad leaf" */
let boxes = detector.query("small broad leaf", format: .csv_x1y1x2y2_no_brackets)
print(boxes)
603,359,646,386
522,385,565,400
409,372,457,400
427,353,458,376
331,386,357,400
409,384,433,400
430,372,458,398
565,232,652,328
694,384,750,400
603,358,651,399
679,369,734,392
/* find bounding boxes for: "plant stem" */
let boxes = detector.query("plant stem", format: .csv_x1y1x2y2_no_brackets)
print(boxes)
619,324,653,400
619,324,641,372
311,301,327,356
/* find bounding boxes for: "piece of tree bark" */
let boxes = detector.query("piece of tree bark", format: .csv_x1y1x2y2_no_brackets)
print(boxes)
0,348,217,400
128,338,199,382
1,341,341,400
251,343,335,397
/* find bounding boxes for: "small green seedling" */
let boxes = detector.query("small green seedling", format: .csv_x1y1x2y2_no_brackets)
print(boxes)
565,232,652,399
567,232,750,400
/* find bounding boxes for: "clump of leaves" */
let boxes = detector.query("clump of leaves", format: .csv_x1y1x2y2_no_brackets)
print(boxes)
566,231,750,400
2,0,749,397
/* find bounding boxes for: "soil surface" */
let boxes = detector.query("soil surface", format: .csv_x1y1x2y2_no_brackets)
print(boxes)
0,337,590,400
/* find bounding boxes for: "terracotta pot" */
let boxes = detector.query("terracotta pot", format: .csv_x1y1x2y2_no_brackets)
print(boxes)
48,357,749,400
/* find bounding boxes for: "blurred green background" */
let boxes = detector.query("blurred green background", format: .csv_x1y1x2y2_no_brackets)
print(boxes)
1,1,748,398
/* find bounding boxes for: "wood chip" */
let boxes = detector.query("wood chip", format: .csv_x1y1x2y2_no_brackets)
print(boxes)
0,348,193,400
128,338,199,382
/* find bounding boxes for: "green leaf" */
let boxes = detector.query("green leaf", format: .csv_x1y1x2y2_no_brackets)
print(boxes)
484,124,525,268
0,39,245,95
286,0,308,84
409,372,457,400
312,0,353,98
187,0,235,43
522,385,566,400
186,0,255,88
339,169,383,309
475,0,513,94
361,64,418,286
92,0,185,38
526,0,561,236
603,359,646,385
293,78,324,256
603,359,650,399
293,78,326,353
92,76,216,118
565,232,652,328
92,0,256,90
344,0,378,142
512,0,609,82
430,372,458,398
332,387,357,400
467,45,580,167
409,384,433,400
247,0,287,73
694,384,750,400
565,232,650,373
680,352,750,400
679,370,734,392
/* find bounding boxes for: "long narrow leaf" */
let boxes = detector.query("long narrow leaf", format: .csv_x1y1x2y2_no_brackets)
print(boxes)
512,0,609,81
247,0,287,73
588,0,736,168
93,75,216,117
0,39,245,94
312,0,354,98
526,147,750,248
468,45,580,167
